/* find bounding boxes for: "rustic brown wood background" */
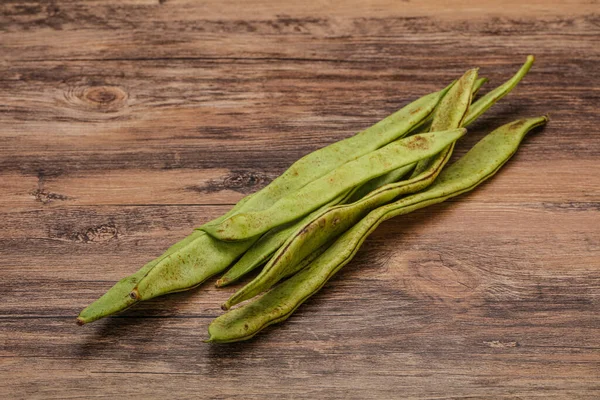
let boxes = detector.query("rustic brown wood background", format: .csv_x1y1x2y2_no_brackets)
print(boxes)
1,0,599,398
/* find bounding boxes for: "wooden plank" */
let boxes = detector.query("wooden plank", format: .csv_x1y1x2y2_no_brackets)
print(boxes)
1,0,599,398
1,158,599,209
2,1,599,62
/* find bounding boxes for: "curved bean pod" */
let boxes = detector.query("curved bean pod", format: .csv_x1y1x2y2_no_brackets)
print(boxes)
207,116,548,343
463,55,534,126
413,56,533,140
203,128,467,241
221,69,477,309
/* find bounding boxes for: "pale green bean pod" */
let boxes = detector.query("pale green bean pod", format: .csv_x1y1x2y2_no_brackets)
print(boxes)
207,116,548,343
221,69,478,309
219,56,535,306
219,79,492,286
77,230,205,324
132,128,464,301
202,128,466,241
77,85,453,324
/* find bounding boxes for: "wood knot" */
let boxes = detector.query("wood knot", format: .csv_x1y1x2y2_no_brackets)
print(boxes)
71,224,118,243
387,251,480,303
185,171,272,195
31,188,69,204
223,172,271,192
82,86,127,109
484,340,519,348
85,87,119,104
64,85,128,114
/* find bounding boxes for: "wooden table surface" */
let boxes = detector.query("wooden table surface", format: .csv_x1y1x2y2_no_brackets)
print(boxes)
2,1,599,398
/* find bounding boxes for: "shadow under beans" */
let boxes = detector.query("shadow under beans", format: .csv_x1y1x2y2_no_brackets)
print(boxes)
206,201,449,347
206,171,524,346
74,287,215,359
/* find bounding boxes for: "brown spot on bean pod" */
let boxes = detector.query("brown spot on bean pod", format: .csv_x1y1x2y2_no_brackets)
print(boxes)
405,135,430,150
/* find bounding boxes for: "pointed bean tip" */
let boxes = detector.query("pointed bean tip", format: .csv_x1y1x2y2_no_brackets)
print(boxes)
221,303,230,311
466,67,479,76
527,54,535,63
76,317,86,326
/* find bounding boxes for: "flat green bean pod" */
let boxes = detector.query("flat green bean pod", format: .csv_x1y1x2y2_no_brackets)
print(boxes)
221,69,477,309
130,232,256,301
464,56,534,126
343,76,487,205
207,116,548,343
203,128,467,241
202,85,453,224
77,85,454,323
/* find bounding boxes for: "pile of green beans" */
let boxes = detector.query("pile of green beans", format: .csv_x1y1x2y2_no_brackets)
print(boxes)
78,56,547,344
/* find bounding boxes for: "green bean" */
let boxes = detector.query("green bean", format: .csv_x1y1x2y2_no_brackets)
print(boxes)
202,85,454,225
130,232,256,301
135,124,461,300
220,69,477,309
216,192,350,288
77,85,454,323
464,56,534,126
207,116,548,343
203,128,466,242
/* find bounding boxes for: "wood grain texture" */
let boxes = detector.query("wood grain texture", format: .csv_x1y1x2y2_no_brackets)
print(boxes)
1,0,599,398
